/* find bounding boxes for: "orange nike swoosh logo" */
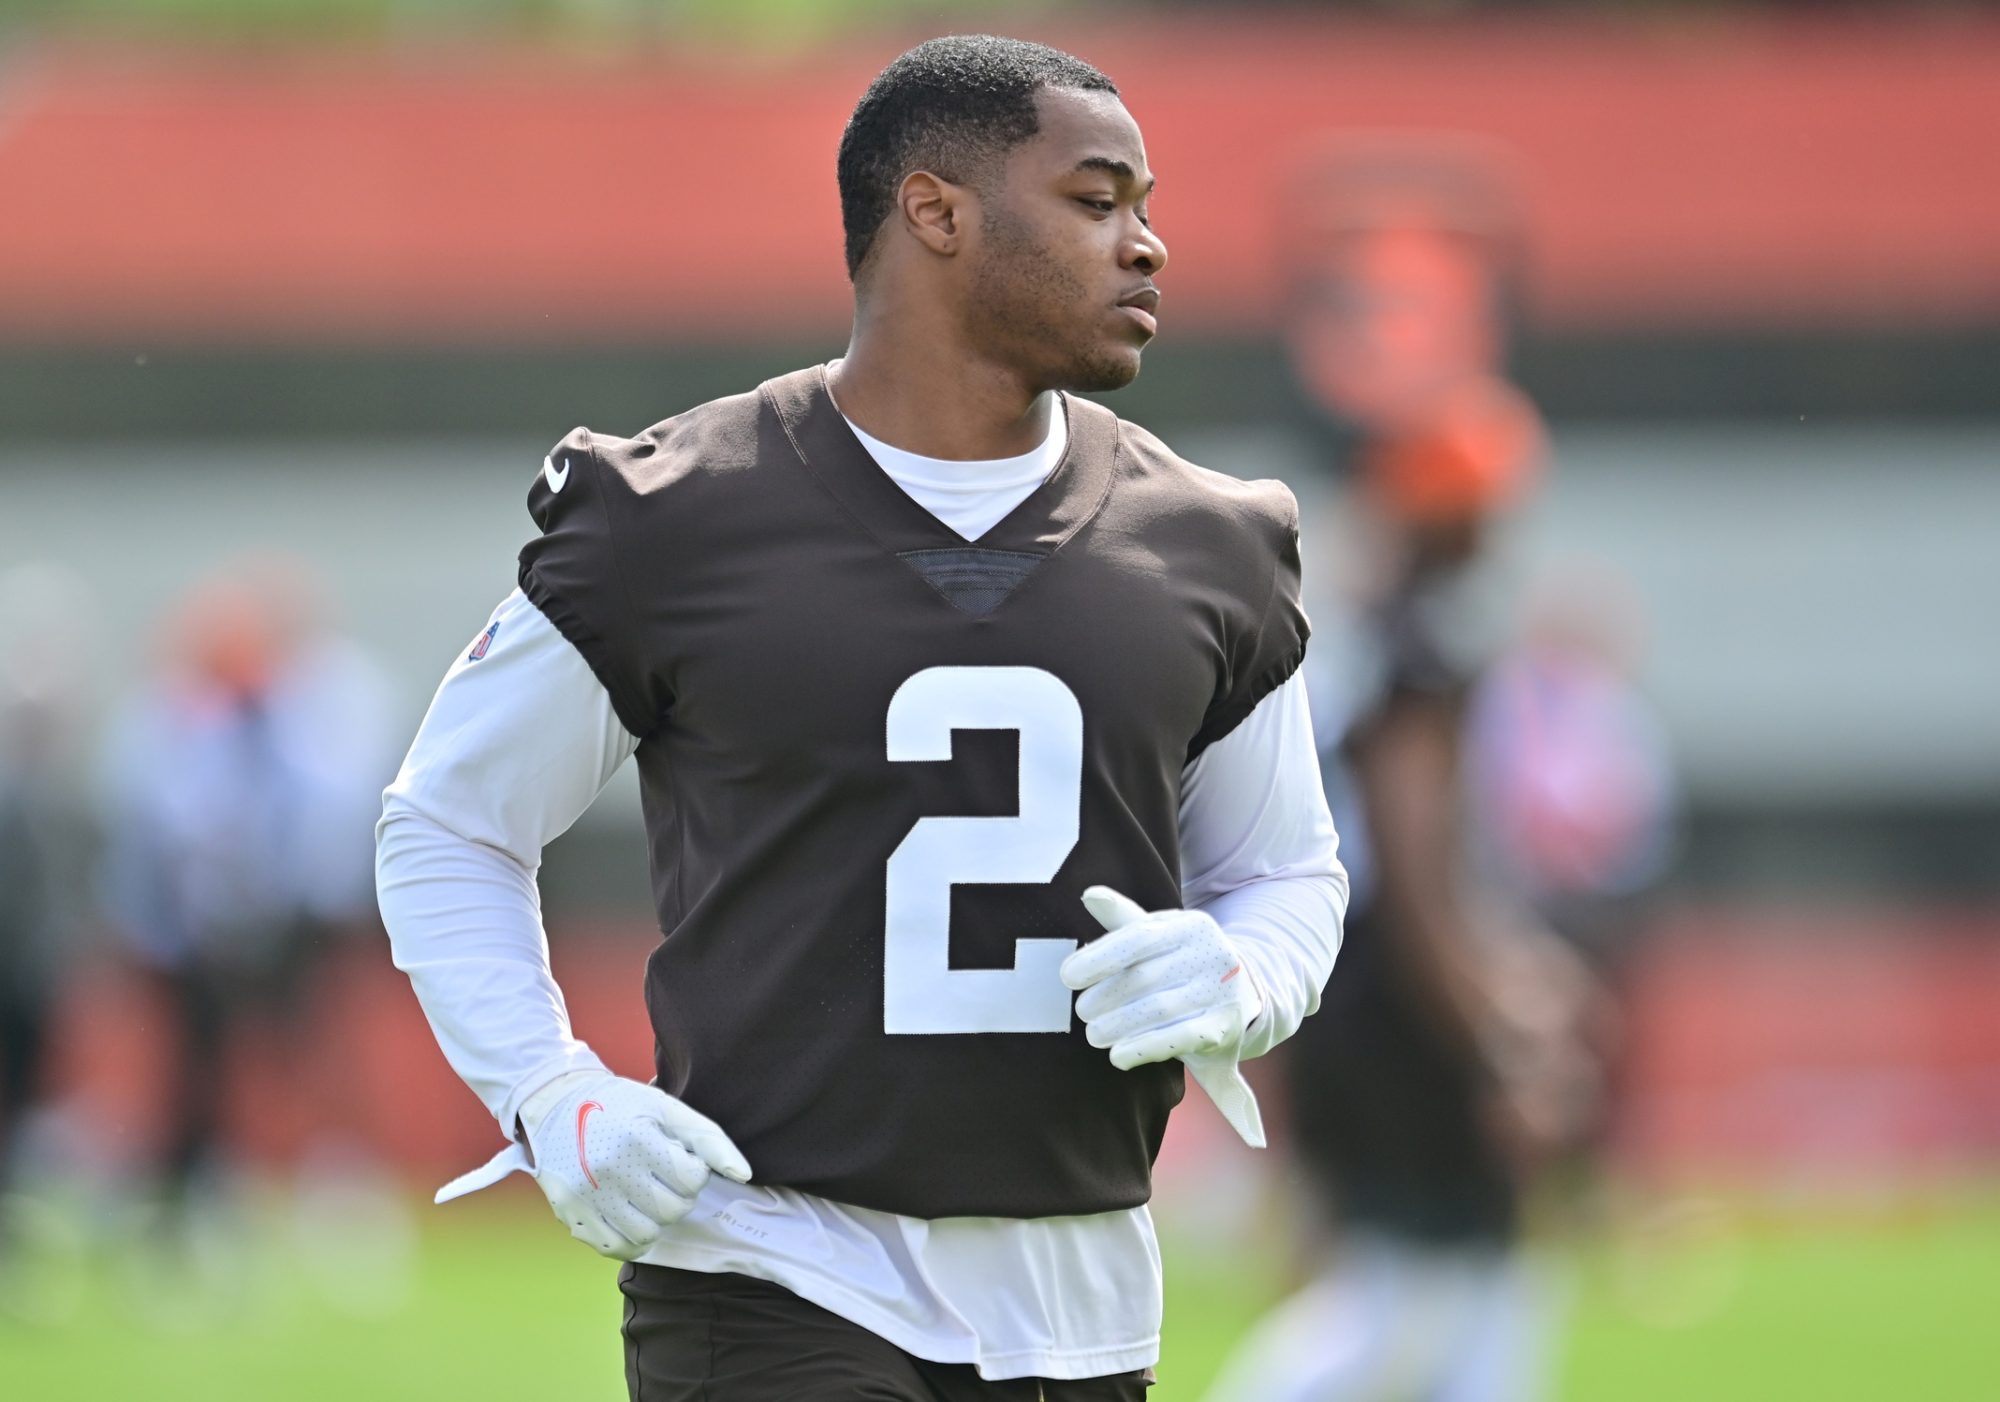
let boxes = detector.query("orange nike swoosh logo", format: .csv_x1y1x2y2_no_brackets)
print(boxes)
1220,965,1241,984
577,1100,604,1188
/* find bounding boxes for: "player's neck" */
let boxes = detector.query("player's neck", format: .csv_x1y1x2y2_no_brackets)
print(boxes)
830,324,1055,462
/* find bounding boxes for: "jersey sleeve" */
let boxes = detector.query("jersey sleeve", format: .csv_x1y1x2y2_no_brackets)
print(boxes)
376,589,636,1131
517,427,665,738
1179,672,1348,1061
1187,482,1310,761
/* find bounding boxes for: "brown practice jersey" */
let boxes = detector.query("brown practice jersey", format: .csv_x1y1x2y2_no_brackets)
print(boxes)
519,366,1305,1218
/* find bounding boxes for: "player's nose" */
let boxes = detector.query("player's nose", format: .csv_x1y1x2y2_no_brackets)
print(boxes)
1124,221,1168,277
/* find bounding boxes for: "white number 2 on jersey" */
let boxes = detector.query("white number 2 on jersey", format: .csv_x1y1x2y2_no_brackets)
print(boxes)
884,666,1083,1035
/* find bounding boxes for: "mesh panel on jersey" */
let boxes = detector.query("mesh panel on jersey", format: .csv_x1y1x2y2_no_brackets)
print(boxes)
896,546,1046,617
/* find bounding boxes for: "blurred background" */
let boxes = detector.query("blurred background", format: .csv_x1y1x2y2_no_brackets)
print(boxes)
0,1,1996,1398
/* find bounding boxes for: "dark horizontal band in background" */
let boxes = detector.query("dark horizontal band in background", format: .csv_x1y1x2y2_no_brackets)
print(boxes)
3,325,1996,445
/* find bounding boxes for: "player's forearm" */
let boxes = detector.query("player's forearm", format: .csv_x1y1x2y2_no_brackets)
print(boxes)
376,806,608,1132
1354,698,1505,1071
1195,868,1346,1060
1172,668,1348,1062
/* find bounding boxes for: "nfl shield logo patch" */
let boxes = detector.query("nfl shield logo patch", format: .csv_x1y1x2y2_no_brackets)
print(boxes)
468,622,500,661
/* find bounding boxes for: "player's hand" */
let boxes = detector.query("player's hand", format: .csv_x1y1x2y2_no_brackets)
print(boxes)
1474,919,1609,1172
1063,886,1268,1147
515,1071,752,1261
1062,887,1263,1068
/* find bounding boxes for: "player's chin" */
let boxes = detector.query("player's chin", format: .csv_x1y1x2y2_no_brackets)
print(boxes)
1060,341,1145,394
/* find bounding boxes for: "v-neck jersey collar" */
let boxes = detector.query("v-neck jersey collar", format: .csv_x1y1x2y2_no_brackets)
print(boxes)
764,363,1120,557
842,403,1067,502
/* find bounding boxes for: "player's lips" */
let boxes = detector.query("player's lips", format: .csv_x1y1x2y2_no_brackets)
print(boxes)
1117,286,1161,337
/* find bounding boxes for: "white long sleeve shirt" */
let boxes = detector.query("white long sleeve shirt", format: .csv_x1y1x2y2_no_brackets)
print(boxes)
377,414,1346,1381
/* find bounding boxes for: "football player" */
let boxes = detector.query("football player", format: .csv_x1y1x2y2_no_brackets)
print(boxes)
377,36,1346,1401
1204,144,1602,1402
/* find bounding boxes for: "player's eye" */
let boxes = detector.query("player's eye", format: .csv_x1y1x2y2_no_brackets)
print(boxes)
1077,197,1117,215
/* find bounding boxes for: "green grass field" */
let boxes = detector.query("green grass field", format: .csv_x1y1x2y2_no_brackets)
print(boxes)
4,1189,1996,1399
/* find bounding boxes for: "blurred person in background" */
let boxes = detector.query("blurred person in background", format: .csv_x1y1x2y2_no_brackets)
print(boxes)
1467,571,1678,1204
0,565,100,1276
99,559,391,1269
1468,571,1678,979
1206,140,1605,1402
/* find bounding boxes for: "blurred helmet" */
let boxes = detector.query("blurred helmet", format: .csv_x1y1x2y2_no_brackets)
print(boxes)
1363,374,1545,525
172,576,283,700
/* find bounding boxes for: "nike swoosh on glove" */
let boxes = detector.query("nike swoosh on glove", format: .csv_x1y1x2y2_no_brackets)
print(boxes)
1062,885,1269,1148
434,1071,751,1262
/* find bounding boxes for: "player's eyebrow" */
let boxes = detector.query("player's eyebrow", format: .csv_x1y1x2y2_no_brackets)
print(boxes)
1073,156,1156,194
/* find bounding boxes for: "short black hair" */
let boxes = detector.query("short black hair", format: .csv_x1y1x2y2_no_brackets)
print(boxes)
837,35,1120,278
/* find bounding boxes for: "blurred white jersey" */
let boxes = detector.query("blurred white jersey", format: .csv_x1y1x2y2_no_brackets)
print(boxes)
1202,1234,1555,1402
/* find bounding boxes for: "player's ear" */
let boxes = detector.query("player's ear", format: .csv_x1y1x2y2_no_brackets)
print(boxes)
898,170,967,258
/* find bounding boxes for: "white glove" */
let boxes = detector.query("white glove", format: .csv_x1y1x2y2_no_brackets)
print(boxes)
434,1070,752,1262
1062,885,1268,1147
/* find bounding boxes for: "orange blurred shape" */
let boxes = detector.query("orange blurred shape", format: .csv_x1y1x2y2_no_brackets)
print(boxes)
1364,374,1545,525
170,575,279,699
1285,133,1525,429
163,555,322,701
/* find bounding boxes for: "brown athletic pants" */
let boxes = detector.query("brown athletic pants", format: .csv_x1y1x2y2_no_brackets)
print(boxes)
618,1264,1154,1401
